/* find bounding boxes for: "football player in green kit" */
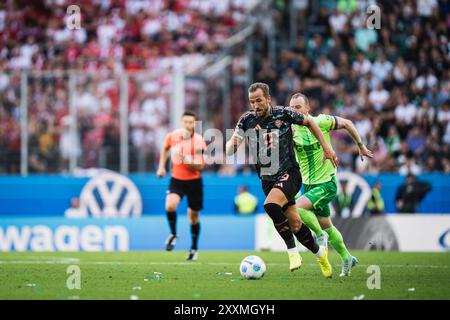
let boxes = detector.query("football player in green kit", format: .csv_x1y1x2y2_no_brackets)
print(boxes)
289,93,373,277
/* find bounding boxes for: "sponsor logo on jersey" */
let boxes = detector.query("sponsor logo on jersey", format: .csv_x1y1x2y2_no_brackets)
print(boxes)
295,142,321,153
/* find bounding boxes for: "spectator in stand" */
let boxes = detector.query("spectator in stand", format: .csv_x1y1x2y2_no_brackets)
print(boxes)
328,8,348,35
352,52,372,76
371,52,393,83
406,127,426,155
369,82,390,112
385,126,401,155
399,156,423,176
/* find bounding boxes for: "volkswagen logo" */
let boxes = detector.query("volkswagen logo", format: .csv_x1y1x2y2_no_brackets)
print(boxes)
79,171,142,218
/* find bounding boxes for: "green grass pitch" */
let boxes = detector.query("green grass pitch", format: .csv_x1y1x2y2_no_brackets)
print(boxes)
0,250,449,300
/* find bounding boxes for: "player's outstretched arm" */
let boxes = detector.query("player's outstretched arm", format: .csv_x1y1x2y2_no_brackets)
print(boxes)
335,116,373,161
303,116,338,168
157,134,171,177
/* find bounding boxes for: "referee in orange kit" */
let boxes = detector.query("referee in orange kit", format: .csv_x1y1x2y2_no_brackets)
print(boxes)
157,111,206,260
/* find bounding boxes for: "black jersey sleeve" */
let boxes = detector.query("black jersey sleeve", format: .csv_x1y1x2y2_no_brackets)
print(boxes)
283,107,305,125
234,111,252,137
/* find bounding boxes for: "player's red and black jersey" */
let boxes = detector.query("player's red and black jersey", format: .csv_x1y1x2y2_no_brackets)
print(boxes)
235,105,305,181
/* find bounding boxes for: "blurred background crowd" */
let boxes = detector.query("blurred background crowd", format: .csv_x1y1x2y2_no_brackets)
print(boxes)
0,0,449,176
0,0,258,173
254,0,450,176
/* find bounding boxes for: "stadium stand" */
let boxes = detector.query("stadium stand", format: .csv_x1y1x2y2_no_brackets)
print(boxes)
0,0,259,173
253,0,450,175
0,0,449,176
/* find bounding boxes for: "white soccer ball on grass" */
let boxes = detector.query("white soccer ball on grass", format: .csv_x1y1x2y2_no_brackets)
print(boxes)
239,255,266,280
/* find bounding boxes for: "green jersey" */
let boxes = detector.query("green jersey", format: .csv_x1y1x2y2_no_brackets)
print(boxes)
292,114,337,185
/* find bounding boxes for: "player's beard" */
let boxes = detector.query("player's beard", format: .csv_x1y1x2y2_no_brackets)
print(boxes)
255,103,269,118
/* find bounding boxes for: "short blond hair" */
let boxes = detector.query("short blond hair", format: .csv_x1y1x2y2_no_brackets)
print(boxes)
290,93,309,106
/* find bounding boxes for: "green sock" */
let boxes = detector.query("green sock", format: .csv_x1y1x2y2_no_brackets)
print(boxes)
324,226,351,261
298,207,323,237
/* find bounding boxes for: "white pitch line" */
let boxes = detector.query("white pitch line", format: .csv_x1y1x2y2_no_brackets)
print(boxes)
0,260,449,269
9,256,81,262
0,259,80,264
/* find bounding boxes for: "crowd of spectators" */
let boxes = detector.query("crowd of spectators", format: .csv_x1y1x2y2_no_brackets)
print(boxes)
252,0,450,175
1,0,449,176
0,0,258,173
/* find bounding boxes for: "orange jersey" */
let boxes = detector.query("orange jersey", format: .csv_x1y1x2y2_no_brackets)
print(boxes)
164,129,207,180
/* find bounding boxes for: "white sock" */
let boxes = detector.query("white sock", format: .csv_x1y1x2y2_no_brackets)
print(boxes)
287,247,298,255
315,245,324,258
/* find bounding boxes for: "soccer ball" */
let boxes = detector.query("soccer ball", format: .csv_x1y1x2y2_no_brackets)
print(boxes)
239,255,266,280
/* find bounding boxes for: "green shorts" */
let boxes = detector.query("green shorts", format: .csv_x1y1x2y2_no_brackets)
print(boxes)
295,177,337,217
